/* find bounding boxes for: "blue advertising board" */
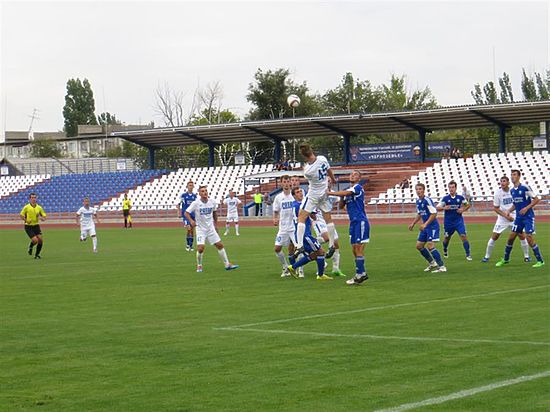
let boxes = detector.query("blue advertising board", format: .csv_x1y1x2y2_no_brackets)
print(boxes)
350,142,421,164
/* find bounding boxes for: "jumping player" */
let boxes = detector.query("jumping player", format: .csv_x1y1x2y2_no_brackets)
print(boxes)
287,187,331,280
328,170,369,285
272,175,296,277
436,181,472,260
294,144,337,259
409,183,446,273
482,176,530,262
223,191,241,236
20,193,46,259
76,197,100,253
496,170,545,268
178,181,197,251
184,186,239,273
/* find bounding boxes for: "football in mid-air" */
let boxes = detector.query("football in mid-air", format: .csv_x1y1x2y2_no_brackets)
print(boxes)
287,94,301,108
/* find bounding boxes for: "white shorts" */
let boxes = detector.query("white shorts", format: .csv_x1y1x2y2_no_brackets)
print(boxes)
226,214,239,223
301,192,332,214
80,226,96,239
313,221,339,240
492,220,513,234
275,230,294,247
196,228,221,246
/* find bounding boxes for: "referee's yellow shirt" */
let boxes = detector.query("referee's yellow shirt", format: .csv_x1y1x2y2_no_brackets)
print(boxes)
20,204,46,225
123,199,132,210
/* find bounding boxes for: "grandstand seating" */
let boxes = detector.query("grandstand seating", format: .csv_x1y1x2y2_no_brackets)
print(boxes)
0,170,166,213
8,157,138,176
100,164,274,211
371,151,549,204
0,174,50,199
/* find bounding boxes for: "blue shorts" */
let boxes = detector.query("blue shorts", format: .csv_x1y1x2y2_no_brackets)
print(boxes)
349,219,370,244
512,216,536,234
418,225,440,243
303,235,321,254
444,220,466,237
183,211,195,226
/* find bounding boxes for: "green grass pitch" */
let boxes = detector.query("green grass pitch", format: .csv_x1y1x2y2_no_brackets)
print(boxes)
1,223,549,411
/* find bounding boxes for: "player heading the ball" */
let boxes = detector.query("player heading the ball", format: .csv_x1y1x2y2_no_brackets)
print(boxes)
294,144,337,260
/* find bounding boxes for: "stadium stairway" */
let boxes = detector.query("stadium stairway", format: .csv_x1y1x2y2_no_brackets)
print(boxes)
0,170,167,213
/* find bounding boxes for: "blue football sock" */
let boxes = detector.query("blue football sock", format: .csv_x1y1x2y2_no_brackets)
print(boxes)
443,240,449,253
355,256,365,274
288,255,296,266
504,242,513,261
419,247,434,263
293,255,311,269
187,235,193,248
532,244,544,262
429,248,444,266
316,257,325,275
463,240,471,256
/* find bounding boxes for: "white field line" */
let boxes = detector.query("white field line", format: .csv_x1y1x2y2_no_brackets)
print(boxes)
374,370,550,412
221,284,549,329
213,327,550,346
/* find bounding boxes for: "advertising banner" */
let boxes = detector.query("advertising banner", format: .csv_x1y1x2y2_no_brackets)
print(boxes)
350,142,421,163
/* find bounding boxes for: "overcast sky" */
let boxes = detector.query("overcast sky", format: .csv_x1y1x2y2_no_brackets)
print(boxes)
1,0,548,132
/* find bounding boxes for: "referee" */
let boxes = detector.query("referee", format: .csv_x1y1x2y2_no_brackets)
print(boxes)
20,193,47,259
122,193,132,228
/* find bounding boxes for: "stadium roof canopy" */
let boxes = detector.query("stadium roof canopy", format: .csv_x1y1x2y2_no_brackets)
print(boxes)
111,100,550,149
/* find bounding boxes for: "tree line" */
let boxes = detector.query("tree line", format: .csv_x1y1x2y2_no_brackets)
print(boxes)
33,68,549,164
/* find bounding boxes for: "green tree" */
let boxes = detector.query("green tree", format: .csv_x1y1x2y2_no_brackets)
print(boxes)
322,72,379,114
378,74,438,111
521,69,538,101
246,68,321,120
63,78,98,137
97,112,121,126
30,139,63,158
498,72,514,103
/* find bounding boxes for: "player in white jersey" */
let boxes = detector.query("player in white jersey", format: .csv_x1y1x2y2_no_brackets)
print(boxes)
223,191,242,236
76,197,100,253
272,175,296,277
482,176,530,262
294,144,338,259
185,186,239,273
312,197,344,276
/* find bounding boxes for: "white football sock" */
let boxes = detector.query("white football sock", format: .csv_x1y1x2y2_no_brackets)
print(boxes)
196,251,203,266
332,249,340,271
235,224,239,235
326,222,336,247
92,236,97,251
520,238,530,258
296,222,305,248
275,251,287,268
485,238,495,258
218,248,230,266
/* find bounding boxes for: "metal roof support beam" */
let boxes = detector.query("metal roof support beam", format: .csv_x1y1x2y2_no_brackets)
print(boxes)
389,117,431,162
313,121,354,137
148,146,156,170
469,110,510,153
208,143,216,167
244,126,285,162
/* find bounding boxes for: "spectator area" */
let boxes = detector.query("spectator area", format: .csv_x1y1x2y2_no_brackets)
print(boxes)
0,175,50,199
371,151,549,204
100,164,274,211
0,170,167,213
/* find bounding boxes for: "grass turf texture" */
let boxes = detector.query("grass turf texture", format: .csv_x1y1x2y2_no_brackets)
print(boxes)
1,223,549,411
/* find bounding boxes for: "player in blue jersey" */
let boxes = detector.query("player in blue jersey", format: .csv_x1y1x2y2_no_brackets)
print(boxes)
436,181,472,260
409,183,447,273
328,170,370,285
496,169,545,268
287,187,332,280
177,181,197,252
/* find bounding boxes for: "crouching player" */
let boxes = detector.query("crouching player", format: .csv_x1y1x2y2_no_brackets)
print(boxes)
76,197,100,253
408,183,446,273
327,170,369,285
287,187,332,280
185,186,239,273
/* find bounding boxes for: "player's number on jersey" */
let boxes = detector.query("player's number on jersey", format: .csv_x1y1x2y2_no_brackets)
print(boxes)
318,164,328,181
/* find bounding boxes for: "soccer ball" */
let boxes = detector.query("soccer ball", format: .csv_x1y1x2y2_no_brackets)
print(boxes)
287,94,301,108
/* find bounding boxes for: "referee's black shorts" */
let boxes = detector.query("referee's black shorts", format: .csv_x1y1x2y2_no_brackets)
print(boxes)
123,209,130,217
25,224,42,238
